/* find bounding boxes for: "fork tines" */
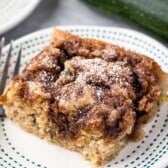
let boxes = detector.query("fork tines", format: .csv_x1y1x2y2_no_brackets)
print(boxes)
13,45,22,77
0,38,22,117
0,40,13,94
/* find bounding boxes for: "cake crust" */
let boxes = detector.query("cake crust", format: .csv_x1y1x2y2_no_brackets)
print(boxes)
0,29,167,166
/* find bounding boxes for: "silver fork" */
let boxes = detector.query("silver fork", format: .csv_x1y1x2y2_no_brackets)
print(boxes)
0,38,22,117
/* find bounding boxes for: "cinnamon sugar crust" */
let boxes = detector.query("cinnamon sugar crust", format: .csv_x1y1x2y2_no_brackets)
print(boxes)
0,29,167,166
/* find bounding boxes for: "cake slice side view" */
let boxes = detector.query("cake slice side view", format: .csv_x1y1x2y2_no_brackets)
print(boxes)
0,29,167,166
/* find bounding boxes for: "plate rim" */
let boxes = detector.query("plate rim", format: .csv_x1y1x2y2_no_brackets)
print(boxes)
1,25,168,168
6,25,167,56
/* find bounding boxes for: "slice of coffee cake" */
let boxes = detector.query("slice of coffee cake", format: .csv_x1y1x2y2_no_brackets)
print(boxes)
0,29,167,166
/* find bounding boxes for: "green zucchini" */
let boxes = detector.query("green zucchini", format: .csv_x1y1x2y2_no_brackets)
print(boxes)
83,0,168,40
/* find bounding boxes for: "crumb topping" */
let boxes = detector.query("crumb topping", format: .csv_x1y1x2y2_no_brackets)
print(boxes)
14,34,160,140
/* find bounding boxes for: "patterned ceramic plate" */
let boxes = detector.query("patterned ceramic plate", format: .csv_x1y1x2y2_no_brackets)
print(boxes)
0,0,41,34
0,26,168,168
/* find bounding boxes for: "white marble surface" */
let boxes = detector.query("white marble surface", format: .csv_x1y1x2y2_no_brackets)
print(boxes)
0,0,167,46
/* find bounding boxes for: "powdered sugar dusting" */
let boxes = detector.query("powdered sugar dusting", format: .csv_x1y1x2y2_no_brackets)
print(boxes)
70,57,133,87
55,56,134,102
40,55,58,68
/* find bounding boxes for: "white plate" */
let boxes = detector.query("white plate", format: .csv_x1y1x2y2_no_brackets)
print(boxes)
0,26,168,168
0,0,41,34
